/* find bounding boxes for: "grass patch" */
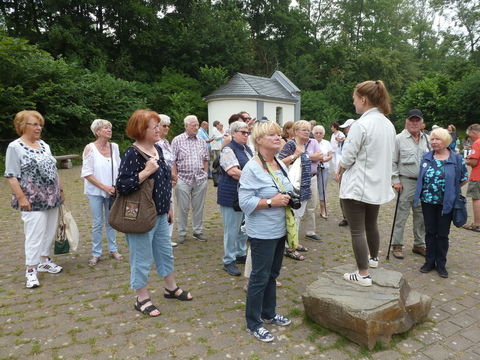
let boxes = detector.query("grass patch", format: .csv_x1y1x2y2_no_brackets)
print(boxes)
287,307,303,318
30,340,41,355
146,343,156,356
197,337,207,343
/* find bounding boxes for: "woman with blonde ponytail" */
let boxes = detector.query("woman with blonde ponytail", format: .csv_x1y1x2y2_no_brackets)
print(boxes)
339,80,396,286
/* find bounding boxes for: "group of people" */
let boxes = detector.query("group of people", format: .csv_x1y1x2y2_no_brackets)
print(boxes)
4,80,480,342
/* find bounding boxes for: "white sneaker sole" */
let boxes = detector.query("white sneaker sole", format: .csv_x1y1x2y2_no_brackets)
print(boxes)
343,273,372,287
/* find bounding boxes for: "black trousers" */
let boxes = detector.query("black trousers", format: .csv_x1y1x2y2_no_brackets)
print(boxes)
421,202,452,269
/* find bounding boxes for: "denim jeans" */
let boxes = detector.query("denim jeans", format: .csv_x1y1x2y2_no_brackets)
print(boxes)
88,195,117,257
125,214,174,290
421,202,452,269
220,206,247,264
246,235,285,331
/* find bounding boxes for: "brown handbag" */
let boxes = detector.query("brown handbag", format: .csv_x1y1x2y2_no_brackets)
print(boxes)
108,145,157,234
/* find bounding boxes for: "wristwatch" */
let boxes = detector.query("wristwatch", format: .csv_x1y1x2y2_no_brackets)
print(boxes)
266,199,272,208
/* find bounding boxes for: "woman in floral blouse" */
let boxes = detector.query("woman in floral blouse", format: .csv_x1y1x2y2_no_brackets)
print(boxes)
414,127,468,278
4,110,64,289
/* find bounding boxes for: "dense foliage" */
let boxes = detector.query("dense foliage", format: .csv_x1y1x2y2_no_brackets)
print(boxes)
1,0,479,142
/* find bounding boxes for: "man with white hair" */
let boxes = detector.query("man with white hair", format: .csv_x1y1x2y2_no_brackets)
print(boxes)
171,115,210,243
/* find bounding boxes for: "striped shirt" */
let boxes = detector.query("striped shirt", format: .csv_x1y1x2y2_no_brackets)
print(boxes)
171,132,209,185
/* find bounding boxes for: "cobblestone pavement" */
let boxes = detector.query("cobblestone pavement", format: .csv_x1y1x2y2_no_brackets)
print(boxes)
1,166,479,360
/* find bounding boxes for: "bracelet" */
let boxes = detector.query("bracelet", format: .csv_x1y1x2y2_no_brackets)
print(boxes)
290,155,296,162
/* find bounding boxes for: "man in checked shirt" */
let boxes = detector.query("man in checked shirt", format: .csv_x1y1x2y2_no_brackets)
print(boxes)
171,115,210,244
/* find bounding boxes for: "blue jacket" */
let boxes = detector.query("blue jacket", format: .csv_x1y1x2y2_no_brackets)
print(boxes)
414,150,462,214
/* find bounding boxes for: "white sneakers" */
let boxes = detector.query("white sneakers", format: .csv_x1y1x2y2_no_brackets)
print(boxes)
25,269,40,289
369,257,379,268
343,271,372,287
26,258,62,288
37,258,63,274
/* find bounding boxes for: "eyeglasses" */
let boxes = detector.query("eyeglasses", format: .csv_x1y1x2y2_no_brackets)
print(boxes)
242,117,251,121
237,131,251,136
26,123,43,128
148,124,161,130
162,124,170,128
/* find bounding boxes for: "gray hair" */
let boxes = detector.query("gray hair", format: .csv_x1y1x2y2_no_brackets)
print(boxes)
467,124,480,135
159,114,171,125
90,119,112,137
312,125,325,134
229,121,248,134
184,115,198,127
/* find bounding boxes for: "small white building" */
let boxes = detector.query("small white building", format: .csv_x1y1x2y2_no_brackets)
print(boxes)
204,71,301,131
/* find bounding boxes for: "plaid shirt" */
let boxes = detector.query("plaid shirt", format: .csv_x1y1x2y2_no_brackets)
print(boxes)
171,132,209,185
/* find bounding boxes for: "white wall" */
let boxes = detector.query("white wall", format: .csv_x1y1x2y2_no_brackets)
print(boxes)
207,98,296,131
207,99,256,133
263,102,295,126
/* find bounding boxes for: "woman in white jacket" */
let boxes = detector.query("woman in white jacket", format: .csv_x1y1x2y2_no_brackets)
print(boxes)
339,80,396,286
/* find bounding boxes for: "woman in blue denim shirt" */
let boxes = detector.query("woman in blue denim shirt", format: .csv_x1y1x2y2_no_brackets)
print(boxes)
239,119,294,343
414,128,468,278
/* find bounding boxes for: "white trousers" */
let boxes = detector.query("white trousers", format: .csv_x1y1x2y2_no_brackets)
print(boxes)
22,207,59,266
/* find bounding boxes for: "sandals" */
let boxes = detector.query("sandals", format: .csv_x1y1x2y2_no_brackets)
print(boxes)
110,252,124,260
164,287,192,301
134,297,160,317
463,223,480,232
296,245,308,252
285,249,306,261
88,256,100,266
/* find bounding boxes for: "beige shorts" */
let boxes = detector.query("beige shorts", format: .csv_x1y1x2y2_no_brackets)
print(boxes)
466,180,480,200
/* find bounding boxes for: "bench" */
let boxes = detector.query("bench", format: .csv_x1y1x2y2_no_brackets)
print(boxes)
54,154,79,169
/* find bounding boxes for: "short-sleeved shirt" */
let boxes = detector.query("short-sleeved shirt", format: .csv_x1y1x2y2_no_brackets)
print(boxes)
278,140,312,202
421,158,468,204
156,138,174,168
220,146,253,172
171,132,209,186
198,128,210,149
81,142,121,198
116,145,172,215
318,139,333,169
238,159,293,239
4,139,61,211
467,138,480,181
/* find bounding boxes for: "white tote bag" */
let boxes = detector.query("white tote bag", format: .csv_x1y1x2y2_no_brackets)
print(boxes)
59,205,80,251
288,157,302,191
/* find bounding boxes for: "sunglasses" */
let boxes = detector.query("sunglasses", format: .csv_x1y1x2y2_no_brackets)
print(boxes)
237,131,251,135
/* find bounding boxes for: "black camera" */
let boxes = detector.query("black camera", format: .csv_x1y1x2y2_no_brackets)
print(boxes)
286,190,301,210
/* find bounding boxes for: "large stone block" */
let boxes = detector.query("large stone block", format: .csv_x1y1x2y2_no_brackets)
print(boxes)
302,265,431,349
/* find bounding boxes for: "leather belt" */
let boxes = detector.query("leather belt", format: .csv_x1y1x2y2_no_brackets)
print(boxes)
400,175,417,180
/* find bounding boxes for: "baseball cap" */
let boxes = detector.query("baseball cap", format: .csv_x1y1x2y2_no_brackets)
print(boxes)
339,119,355,128
407,109,423,120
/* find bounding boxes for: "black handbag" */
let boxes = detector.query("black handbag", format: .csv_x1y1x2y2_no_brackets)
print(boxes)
108,143,116,209
452,154,467,228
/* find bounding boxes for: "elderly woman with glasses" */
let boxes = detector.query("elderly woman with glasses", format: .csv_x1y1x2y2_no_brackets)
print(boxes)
81,119,123,266
156,114,177,247
279,120,323,260
217,121,253,276
4,110,64,288
239,119,293,343
117,109,192,317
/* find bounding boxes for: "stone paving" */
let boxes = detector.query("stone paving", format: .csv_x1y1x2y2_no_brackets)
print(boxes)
0,166,479,360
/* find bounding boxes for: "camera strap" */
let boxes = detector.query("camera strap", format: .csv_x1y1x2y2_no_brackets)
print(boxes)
257,153,289,193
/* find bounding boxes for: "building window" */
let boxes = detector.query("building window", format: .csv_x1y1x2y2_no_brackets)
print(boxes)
276,107,283,124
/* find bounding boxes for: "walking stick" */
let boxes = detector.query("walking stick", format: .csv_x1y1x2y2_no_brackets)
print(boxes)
319,164,327,216
386,191,401,260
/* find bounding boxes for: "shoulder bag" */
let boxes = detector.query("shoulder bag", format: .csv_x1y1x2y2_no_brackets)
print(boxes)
452,154,467,228
109,145,157,234
108,142,117,209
